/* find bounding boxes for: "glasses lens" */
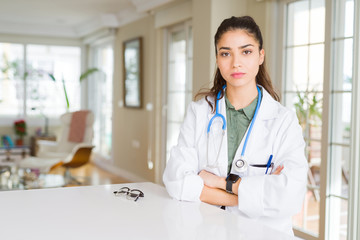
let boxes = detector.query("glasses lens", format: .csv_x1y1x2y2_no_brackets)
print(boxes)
127,190,139,198
125,189,144,201
114,187,143,201
113,187,130,196
131,189,144,197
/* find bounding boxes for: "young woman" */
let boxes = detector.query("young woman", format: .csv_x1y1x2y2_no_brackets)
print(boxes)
163,16,308,236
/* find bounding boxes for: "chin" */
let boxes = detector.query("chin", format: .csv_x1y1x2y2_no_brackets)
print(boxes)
227,79,253,89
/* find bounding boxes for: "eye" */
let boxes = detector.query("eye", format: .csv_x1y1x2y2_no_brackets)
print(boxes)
243,50,252,55
220,52,231,57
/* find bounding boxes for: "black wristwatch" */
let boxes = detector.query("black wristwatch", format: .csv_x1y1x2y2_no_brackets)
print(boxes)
226,174,240,194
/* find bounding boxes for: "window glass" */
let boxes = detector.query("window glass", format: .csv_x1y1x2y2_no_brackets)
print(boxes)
167,92,185,122
310,0,325,43
333,39,353,91
26,45,81,117
165,23,193,163
334,0,354,38
0,43,24,116
309,44,324,91
287,0,309,46
88,45,113,157
285,46,309,91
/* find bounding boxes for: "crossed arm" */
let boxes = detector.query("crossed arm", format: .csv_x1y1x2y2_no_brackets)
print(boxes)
198,166,284,206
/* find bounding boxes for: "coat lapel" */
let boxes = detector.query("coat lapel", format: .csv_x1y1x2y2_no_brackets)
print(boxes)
233,87,279,165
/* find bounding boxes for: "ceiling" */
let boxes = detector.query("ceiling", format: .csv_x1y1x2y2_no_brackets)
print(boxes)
0,0,174,38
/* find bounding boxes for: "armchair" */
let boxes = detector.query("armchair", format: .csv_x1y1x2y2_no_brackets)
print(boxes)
37,111,94,159
19,111,95,182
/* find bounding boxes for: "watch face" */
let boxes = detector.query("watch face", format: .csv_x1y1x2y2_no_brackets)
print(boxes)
228,174,240,182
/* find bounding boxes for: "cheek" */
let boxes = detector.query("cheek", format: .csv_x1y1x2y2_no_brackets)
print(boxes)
248,60,259,72
217,61,228,74
246,62,260,77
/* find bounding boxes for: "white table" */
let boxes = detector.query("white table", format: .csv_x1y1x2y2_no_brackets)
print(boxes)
0,182,295,240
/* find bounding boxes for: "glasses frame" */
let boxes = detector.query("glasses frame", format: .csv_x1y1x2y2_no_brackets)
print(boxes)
113,187,144,202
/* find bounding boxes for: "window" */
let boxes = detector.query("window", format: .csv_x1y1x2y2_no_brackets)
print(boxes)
284,0,325,236
163,21,193,164
0,43,24,116
88,43,114,158
328,0,354,239
0,42,81,120
283,0,356,239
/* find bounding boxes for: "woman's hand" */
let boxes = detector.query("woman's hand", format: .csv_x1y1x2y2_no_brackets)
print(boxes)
198,166,284,206
198,170,237,206
198,170,225,189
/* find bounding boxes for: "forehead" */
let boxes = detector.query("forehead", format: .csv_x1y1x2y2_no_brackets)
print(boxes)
217,29,259,48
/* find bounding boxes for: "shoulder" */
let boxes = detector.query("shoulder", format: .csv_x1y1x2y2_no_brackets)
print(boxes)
188,96,214,113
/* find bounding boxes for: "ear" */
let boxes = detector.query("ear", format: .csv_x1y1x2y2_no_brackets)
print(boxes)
259,49,265,65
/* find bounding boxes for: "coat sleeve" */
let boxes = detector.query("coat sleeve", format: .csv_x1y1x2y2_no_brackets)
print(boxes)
163,102,204,202
237,111,308,218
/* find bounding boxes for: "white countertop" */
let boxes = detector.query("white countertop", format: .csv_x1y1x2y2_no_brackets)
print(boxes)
0,182,295,240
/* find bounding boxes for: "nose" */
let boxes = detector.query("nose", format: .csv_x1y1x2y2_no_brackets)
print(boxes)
232,53,242,68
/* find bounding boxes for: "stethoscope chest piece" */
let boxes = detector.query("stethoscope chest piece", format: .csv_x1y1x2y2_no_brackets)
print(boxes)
232,158,248,175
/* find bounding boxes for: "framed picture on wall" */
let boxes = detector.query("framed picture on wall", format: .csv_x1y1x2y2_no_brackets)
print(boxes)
123,37,142,108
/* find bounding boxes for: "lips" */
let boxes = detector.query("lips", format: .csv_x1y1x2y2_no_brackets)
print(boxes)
231,72,245,78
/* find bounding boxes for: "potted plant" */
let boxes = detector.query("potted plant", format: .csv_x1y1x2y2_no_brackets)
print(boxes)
294,86,322,201
14,119,27,146
47,68,101,111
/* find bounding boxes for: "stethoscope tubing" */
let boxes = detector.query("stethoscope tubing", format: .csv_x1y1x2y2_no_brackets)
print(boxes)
207,85,227,134
240,86,262,157
206,85,262,171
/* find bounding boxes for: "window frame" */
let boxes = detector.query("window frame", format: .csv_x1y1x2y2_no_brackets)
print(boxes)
348,0,360,238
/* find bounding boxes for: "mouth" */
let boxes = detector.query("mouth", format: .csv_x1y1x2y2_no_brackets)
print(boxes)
231,72,245,78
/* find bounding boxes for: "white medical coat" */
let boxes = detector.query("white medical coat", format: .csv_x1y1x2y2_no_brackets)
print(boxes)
163,87,308,236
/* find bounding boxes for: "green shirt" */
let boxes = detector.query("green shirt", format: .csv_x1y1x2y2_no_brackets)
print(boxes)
225,93,258,173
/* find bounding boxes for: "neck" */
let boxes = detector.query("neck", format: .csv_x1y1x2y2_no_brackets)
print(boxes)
226,84,258,110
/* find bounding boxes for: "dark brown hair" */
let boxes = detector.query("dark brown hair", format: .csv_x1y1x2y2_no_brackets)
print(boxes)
195,16,280,112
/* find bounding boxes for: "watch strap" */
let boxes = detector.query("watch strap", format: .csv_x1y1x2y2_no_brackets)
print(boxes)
226,178,233,194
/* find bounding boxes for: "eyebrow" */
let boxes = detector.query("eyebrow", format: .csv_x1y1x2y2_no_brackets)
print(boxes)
218,44,254,51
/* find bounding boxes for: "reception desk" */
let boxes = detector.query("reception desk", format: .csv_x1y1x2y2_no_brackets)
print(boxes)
0,182,296,239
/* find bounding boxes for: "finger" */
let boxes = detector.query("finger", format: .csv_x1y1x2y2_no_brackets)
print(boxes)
198,170,205,178
198,169,206,176
272,165,284,175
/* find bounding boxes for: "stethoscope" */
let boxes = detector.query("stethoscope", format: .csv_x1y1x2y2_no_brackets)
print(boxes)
206,85,262,175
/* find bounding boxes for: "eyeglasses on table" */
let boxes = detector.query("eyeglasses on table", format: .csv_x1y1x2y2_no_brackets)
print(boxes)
113,187,144,202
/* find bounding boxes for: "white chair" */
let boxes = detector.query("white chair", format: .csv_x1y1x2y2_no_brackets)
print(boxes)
36,111,94,159
19,111,95,178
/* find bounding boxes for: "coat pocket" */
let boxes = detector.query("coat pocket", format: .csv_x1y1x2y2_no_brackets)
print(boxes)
247,164,268,176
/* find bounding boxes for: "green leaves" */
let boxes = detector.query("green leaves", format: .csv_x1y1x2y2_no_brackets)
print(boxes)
48,73,56,82
294,86,322,129
62,77,70,110
48,68,101,110
79,68,100,82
